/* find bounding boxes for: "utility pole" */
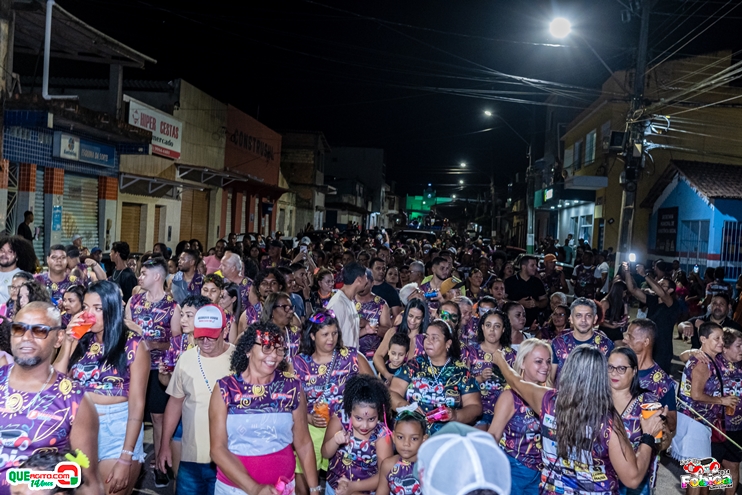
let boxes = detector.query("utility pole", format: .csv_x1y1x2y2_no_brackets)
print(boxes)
615,0,651,265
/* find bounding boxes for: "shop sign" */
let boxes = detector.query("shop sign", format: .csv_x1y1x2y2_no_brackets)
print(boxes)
52,132,115,167
127,97,183,159
544,188,554,201
656,207,678,254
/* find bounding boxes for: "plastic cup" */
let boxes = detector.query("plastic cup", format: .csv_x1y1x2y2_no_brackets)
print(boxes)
640,402,663,439
314,401,330,423
71,313,96,339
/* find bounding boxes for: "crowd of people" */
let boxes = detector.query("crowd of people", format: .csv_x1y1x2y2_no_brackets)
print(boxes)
0,228,739,495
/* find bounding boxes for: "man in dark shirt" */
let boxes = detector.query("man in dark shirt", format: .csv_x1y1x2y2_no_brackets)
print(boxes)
370,257,402,317
110,241,138,302
680,292,742,349
504,255,547,326
624,263,680,374
16,210,34,242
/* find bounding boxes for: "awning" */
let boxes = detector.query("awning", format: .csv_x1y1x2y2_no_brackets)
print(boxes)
176,164,252,188
177,164,289,200
119,173,204,199
13,0,157,68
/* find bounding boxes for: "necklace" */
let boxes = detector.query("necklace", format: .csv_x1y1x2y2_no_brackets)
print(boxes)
4,365,55,414
197,345,225,394
427,356,451,384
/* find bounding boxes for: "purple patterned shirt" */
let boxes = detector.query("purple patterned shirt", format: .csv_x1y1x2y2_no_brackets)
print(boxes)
34,272,81,301
551,330,614,380
356,295,387,358
461,343,516,420
678,355,723,428
716,353,742,431
0,366,85,495
292,347,359,416
326,410,389,490
69,331,141,397
500,388,542,471
129,292,178,369
540,389,618,495
386,458,421,495
619,392,660,488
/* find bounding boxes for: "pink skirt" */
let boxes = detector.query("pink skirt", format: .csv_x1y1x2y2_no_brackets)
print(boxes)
216,444,296,488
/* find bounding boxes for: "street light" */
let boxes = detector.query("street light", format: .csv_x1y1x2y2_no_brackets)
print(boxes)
549,17,571,38
484,110,493,117
452,194,457,199
460,162,466,167
459,180,464,184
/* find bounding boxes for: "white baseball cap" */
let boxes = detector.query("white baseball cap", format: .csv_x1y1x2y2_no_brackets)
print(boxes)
193,305,225,339
415,422,511,495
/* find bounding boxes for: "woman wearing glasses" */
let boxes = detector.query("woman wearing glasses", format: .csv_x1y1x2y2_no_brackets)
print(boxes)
238,268,286,332
389,319,481,434
462,309,517,430
607,347,661,495
261,292,302,360
292,309,373,495
210,322,320,495
55,280,150,495
535,304,570,341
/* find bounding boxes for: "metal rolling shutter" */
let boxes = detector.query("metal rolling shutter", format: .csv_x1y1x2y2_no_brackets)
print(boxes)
225,191,232,238
33,168,44,259
191,190,209,247
241,195,246,233
63,174,99,250
179,189,194,241
121,203,141,253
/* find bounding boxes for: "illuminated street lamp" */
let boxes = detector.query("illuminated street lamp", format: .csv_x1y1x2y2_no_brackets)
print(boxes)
459,180,464,184
460,162,466,167
483,110,493,117
452,194,457,199
549,17,572,38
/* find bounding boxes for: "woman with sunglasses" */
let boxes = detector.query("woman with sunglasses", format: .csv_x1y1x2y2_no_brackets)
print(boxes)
535,304,570,341
489,339,553,495
210,322,320,495
462,309,517,430
55,281,150,495
292,309,372,495
372,299,429,384
607,347,661,495
389,319,482,434
261,291,302,360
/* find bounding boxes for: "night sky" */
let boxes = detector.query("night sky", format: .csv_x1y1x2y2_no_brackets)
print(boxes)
19,0,741,197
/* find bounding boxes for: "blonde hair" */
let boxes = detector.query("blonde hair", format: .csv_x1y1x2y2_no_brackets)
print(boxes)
512,338,553,387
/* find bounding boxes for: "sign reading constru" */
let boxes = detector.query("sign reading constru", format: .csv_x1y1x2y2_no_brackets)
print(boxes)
126,97,183,159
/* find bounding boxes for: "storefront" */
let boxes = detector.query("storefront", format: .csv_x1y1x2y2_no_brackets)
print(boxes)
2,109,150,258
643,160,742,279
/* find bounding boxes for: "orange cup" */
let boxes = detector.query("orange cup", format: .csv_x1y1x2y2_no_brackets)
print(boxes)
71,313,96,340
640,402,663,439
314,402,330,423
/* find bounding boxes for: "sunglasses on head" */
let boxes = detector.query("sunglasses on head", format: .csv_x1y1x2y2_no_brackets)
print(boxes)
11,322,62,339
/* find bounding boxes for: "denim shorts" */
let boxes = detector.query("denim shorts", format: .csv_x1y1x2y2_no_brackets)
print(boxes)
507,454,540,495
173,420,183,442
95,401,145,462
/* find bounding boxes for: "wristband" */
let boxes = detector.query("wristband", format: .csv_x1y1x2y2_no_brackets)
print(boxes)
116,458,132,465
639,433,657,450
121,449,135,457
309,487,323,493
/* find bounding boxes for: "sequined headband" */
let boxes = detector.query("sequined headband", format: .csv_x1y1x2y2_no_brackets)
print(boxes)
309,309,336,325
255,329,285,347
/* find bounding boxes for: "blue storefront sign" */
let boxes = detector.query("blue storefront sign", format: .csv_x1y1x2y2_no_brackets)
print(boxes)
52,205,62,232
52,132,115,168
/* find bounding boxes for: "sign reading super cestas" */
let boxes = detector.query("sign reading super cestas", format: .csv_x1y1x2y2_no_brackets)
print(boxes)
126,96,183,159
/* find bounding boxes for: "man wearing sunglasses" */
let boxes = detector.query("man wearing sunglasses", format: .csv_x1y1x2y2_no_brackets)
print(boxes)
35,244,82,304
1,302,101,494
158,305,234,494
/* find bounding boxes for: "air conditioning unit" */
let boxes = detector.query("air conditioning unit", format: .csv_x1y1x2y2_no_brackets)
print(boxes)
608,131,626,152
